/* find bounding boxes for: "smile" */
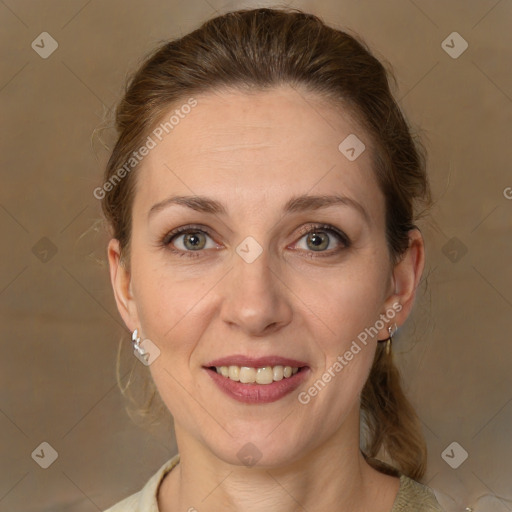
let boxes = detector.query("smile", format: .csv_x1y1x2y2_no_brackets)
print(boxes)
214,365,300,384
205,365,309,404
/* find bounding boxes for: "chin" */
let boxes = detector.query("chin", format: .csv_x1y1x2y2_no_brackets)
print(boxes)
208,430,309,469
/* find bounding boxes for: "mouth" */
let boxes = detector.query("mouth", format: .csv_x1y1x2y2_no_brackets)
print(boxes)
202,356,310,404
203,355,309,384
207,364,305,384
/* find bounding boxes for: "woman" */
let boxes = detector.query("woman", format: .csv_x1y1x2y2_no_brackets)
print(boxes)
101,7,444,512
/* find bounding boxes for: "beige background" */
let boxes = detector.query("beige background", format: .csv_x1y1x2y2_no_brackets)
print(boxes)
1,0,511,511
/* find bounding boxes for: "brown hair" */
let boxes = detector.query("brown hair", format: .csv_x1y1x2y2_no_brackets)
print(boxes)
101,7,432,481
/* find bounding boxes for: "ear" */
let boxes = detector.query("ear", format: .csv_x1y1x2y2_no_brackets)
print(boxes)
107,238,139,332
378,228,425,338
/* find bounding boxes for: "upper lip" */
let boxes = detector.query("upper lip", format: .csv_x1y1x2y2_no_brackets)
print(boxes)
204,355,309,368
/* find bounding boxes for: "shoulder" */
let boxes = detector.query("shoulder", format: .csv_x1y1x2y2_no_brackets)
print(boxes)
392,474,445,512
364,456,445,512
103,493,139,512
103,454,180,512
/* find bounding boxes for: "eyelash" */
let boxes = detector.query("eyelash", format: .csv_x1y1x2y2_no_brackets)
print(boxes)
161,223,351,259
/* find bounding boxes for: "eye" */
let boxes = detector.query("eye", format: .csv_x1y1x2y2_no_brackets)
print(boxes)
161,223,350,259
162,225,218,256
294,224,350,254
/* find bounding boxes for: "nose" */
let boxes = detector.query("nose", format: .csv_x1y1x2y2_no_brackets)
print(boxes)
219,245,293,337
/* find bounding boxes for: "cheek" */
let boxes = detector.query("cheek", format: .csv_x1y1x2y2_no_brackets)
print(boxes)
132,268,214,423
131,260,212,357
295,265,385,350
291,263,384,411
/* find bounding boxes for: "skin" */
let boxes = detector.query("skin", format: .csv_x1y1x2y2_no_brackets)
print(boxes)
108,85,425,512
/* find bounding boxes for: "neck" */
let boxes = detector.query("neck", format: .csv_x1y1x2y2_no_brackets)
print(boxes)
158,408,400,512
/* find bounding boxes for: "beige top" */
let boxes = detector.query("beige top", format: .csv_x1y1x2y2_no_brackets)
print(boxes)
103,454,444,512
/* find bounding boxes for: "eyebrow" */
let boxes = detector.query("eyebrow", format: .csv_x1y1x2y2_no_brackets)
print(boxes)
148,193,370,224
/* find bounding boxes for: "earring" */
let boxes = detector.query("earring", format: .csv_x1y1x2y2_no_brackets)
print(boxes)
131,328,147,358
378,323,398,355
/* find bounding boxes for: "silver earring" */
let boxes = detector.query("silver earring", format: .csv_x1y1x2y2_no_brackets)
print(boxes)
386,323,398,355
131,329,147,358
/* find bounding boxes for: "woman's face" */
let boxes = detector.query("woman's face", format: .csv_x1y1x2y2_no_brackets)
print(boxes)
109,85,415,467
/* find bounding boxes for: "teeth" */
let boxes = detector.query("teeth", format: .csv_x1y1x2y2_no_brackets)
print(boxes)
215,365,300,384
273,365,284,381
228,366,240,381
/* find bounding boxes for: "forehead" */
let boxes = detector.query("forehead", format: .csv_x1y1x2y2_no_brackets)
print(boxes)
132,85,384,224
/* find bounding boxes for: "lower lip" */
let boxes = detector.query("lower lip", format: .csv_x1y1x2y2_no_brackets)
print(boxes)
205,367,309,404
